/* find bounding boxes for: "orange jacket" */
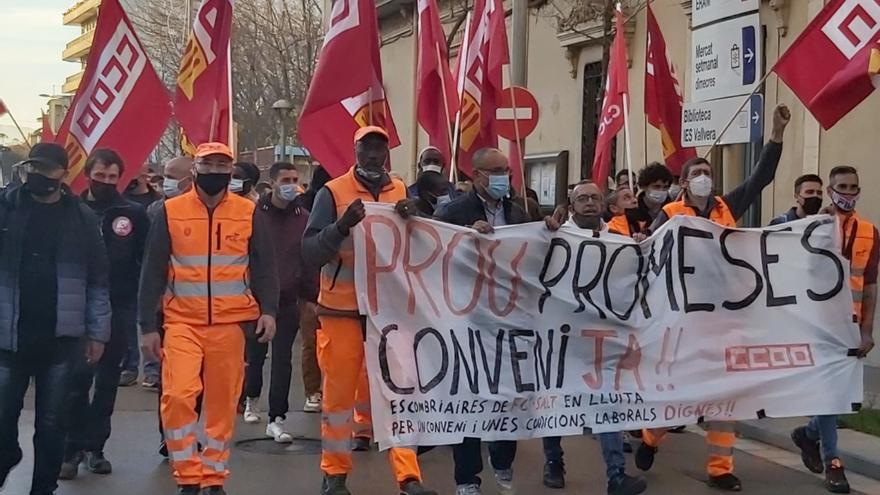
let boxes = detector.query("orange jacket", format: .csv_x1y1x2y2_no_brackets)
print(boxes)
319,168,407,312
662,196,736,228
842,212,877,324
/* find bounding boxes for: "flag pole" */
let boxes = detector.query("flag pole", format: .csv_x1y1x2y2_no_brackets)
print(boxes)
411,5,421,182
227,43,235,152
616,3,635,188
2,103,33,150
435,43,456,175
450,12,472,184
702,71,773,158
505,78,529,216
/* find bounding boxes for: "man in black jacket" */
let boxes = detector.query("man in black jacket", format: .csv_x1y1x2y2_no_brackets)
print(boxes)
59,149,149,480
433,148,527,495
0,143,111,495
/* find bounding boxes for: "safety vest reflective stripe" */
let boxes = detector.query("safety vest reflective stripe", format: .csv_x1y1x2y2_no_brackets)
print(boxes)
707,444,735,457
165,422,197,441
171,254,249,267
322,438,352,453
323,410,353,427
204,437,228,453
354,401,371,415
202,458,228,473
169,442,198,462
166,280,250,298
662,196,736,228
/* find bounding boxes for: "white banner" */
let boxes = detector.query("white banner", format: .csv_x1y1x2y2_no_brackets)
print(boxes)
353,205,864,450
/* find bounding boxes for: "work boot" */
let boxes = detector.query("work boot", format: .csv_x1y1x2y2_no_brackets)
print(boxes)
243,397,261,424
399,479,439,495
58,451,84,480
351,436,371,452
119,370,138,387
493,468,515,495
607,473,647,495
825,459,851,494
176,485,200,495
201,486,227,495
542,460,565,489
707,473,742,492
86,451,112,474
320,474,351,495
791,426,824,473
454,484,482,495
634,442,657,471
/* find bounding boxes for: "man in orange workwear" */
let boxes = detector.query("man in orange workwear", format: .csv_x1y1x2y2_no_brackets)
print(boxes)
138,142,279,495
635,104,790,492
302,126,437,495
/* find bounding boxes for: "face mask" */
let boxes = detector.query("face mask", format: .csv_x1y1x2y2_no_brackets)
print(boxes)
668,184,682,200
278,184,299,202
624,208,641,223
436,194,451,206
688,175,713,198
485,174,510,200
196,173,232,196
163,178,182,198
25,172,61,197
830,189,859,212
645,189,668,207
229,178,245,193
89,180,118,203
356,165,384,183
422,164,443,175
801,196,823,215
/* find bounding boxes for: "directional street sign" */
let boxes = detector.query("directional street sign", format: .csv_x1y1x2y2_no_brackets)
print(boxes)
693,0,760,28
496,86,540,141
690,12,762,102
681,94,764,147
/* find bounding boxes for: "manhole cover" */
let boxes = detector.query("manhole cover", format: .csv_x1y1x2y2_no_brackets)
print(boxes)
236,436,321,456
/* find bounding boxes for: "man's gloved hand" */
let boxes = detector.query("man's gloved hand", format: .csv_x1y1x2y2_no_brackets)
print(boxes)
336,198,366,235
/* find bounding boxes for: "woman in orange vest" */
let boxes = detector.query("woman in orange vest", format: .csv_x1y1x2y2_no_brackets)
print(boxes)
138,143,279,495
301,126,437,495
636,104,790,493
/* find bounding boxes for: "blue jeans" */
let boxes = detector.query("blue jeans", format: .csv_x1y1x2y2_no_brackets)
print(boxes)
805,415,839,464
544,432,626,483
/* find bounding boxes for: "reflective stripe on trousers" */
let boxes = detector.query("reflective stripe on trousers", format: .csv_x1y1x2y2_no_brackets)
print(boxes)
643,423,736,476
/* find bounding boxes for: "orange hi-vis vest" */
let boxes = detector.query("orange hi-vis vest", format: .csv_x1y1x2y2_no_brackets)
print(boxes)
607,215,631,237
163,189,260,325
319,167,407,312
842,212,876,324
662,196,736,228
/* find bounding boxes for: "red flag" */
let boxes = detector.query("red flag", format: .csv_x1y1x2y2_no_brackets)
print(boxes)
417,0,459,164
592,8,628,189
298,0,399,178
645,5,695,175
54,0,172,192
774,0,880,129
41,112,55,142
175,0,233,146
0,99,7,117
453,0,509,176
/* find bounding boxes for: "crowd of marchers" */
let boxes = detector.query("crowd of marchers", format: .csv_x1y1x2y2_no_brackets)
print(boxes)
0,102,876,495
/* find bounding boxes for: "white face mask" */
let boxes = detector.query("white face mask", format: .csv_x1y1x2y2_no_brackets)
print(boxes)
645,189,668,206
229,178,244,193
163,178,182,198
668,184,682,200
422,164,443,175
688,175,713,198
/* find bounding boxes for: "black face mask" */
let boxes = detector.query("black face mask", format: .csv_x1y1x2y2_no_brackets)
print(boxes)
25,173,62,197
196,173,232,196
90,180,118,203
802,196,823,216
624,208,641,223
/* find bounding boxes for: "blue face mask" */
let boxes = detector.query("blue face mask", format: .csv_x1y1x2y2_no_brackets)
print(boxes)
229,178,245,193
486,174,510,200
163,178,182,198
278,184,299,202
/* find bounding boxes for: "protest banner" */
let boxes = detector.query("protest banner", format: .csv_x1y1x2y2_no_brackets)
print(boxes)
353,205,863,450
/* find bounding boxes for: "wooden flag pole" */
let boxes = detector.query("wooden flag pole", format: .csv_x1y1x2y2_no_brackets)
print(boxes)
449,13,472,184
435,42,456,174
410,5,420,181
2,103,33,150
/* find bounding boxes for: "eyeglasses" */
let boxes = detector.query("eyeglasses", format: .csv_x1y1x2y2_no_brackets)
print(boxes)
573,194,603,204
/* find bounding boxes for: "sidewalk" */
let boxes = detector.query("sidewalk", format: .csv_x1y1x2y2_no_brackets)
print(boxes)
738,365,880,481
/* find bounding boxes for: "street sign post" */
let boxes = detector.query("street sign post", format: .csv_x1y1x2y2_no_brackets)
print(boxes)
693,0,760,28
496,85,540,140
681,94,764,147
691,12,762,102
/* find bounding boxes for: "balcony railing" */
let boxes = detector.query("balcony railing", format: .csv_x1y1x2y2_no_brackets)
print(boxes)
62,71,85,94
62,30,94,62
63,0,101,26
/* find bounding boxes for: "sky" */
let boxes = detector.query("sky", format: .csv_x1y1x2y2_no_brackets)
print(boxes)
0,0,79,137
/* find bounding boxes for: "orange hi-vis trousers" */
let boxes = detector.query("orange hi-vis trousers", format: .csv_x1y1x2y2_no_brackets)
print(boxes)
317,316,420,483
643,421,736,476
353,363,373,440
162,322,245,487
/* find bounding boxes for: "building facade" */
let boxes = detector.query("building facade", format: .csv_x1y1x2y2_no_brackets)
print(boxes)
374,0,880,366
62,0,101,94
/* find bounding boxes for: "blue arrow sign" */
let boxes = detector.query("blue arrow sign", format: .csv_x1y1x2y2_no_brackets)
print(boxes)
742,26,757,85
749,94,764,142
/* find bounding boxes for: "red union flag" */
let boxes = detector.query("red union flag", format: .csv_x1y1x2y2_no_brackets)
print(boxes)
41,112,55,142
645,5,694,175
774,0,880,129
453,0,509,176
175,0,233,146
417,0,459,164
0,99,7,117
54,0,172,192
592,8,628,189
298,0,399,178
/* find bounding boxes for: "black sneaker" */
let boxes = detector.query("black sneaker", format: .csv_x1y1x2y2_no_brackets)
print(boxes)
142,375,161,390
399,479,439,495
86,451,112,474
634,442,657,472
119,370,138,387
825,460,851,494
543,460,565,489
201,486,227,495
607,474,647,495
791,426,824,474
668,425,687,433
321,474,351,495
58,451,84,480
707,473,742,492
622,440,633,454
0,447,23,488
351,436,371,452
176,485,200,495
159,441,169,458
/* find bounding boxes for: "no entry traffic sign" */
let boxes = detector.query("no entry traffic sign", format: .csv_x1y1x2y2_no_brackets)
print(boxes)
496,86,540,141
